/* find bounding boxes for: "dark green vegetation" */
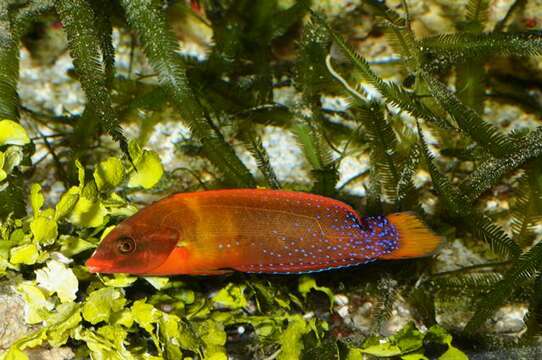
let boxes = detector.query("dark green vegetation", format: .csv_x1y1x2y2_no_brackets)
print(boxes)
2,0,542,358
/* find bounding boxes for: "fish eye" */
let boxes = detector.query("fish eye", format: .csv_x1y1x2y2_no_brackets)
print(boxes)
117,236,136,255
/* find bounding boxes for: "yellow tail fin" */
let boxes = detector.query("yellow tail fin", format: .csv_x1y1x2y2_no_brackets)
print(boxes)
379,212,443,260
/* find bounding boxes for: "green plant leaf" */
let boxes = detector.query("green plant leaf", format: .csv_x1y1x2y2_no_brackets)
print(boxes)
292,122,338,196
83,287,126,325
10,243,39,265
144,276,170,290
16,282,54,324
30,215,58,245
420,31,542,67
196,318,227,357
439,347,469,360
212,283,248,310
278,315,310,360
0,173,26,219
46,302,82,347
0,120,29,146
0,152,6,182
73,326,134,360
55,186,80,221
298,275,334,308
314,15,452,129
2,347,29,360
69,196,107,228
362,342,402,357
127,143,163,189
94,157,125,191
461,127,542,202
29,183,44,216
245,133,281,189
418,122,520,258
131,299,160,334
102,274,138,288
59,235,95,257
159,313,183,359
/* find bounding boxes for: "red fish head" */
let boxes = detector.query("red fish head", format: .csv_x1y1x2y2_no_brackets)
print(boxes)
86,219,180,275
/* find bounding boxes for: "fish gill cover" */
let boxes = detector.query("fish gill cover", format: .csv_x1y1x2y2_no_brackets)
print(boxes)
0,0,542,358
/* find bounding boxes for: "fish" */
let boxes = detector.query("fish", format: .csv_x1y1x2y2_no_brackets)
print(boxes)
85,189,442,275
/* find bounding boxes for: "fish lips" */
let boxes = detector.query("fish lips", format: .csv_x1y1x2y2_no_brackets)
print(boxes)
85,254,115,273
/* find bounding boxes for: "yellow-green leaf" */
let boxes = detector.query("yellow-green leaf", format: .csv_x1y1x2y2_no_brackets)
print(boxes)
55,186,80,221
144,276,170,290
83,287,126,325
59,235,96,257
0,119,30,146
212,283,248,310
69,197,107,228
207,354,228,360
10,243,39,265
3,146,24,172
46,302,82,347
361,342,402,357
128,140,143,163
73,326,134,360
0,152,6,182
278,315,310,360
30,216,58,245
102,274,138,288
298,275,335,308
402,354,429,360
132,299,160,333
439,347,469,360
30,184,44,216
2,346,29,360
346,349,363,360
16,282,54,324
75,160,85,188
128,149,163,189
159,313,183,359
94,157,125,190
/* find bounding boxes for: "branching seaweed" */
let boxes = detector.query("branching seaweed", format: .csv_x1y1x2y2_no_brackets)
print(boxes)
120,0,256,188
55,0,128,157
0,3,19,120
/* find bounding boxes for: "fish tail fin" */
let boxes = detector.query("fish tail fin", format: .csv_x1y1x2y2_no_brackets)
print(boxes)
379,212,443,260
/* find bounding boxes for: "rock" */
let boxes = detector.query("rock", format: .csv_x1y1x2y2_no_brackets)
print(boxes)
0,280,33,351
27,347,74,360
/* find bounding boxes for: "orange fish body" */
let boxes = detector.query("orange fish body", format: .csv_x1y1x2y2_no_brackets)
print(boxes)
86,189,442,275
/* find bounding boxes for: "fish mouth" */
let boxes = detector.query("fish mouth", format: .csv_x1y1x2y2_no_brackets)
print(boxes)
85,257,115,273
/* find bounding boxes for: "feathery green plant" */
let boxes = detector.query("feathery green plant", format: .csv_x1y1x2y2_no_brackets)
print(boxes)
56,0,128,157
0,4,19,121
120,0,256,188
422,72,516,158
